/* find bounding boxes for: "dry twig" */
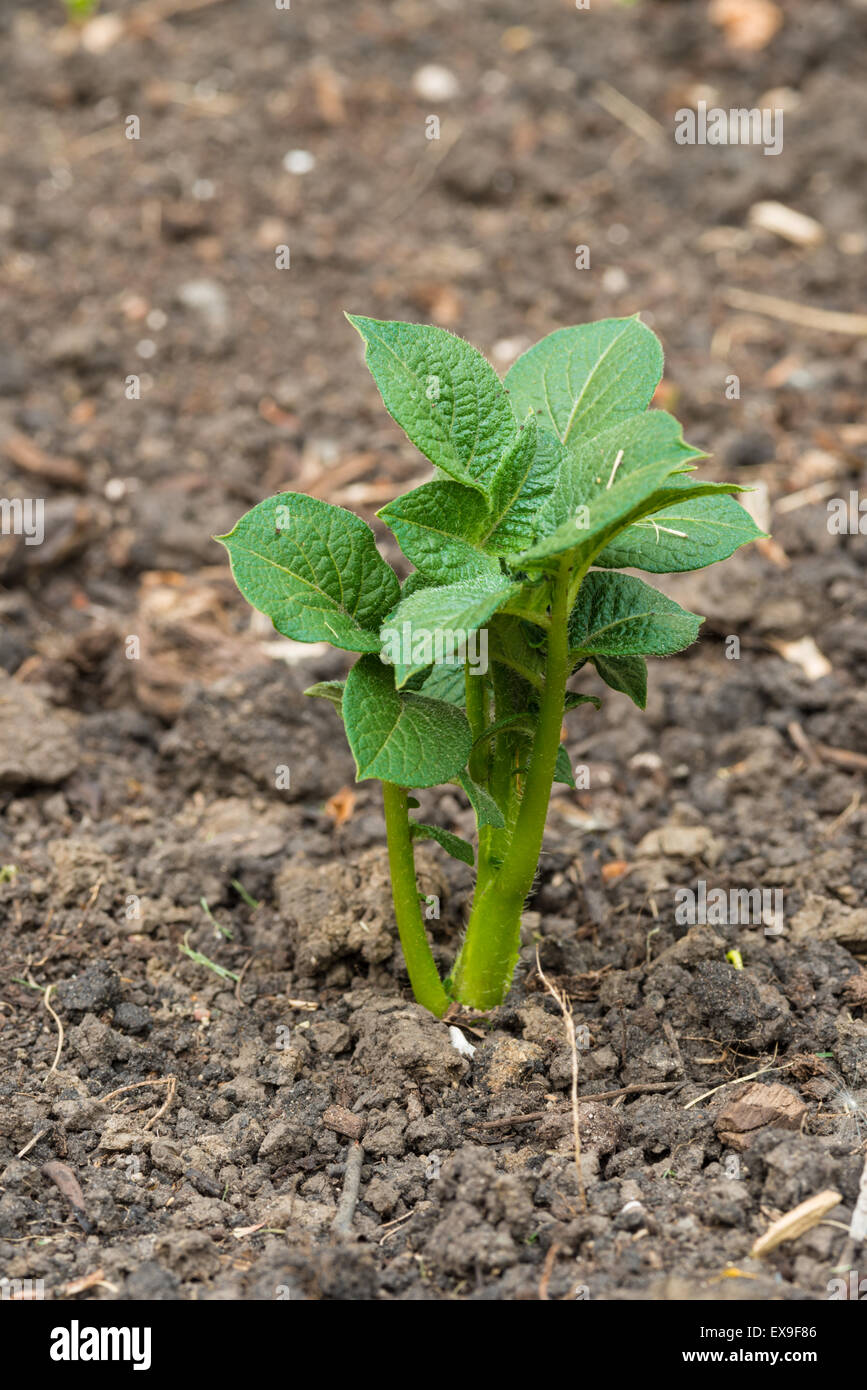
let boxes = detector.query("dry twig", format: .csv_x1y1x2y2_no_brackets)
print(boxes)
723,288,867,336
332,1141,364,1235
536,950,585,1210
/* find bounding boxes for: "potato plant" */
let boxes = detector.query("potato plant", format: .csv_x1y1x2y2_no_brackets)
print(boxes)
218,314,764,1016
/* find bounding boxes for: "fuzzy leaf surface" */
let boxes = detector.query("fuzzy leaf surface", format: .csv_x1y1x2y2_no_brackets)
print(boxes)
382,574,520,687
595,492,766,573
348,315,516,494
343,656,472,787
569,572,702,659
410,821,475,865
217,493,399,653
504,317,663,446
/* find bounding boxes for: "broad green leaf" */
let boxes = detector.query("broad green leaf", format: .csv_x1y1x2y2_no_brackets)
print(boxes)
410,821,475,866
303,680,345,711
569,572,702,659
595,492,766,573
401,570,435,599
591,654,647,709
381,573,519,687
378,481,499,586
419,661,467,706
378,414,562,580
483,416,563,555
343,656,472,787
554,744,576,788
545,412,703,521
504,316,663,446
347,315,516,494
517,414,740,573
216,493,399,653
458,771,506,829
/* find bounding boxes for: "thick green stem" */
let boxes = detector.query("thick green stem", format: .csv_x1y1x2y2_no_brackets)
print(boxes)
465,663,489,785
477,662,520,893
382,782,449,1017
451,561,573,1009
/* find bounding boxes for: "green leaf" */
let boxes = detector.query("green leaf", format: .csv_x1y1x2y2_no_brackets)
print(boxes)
381,573,519,687
458,771,506,829
401,569,436,600
554,744,575,788
216,493,399,653
471,712,535,750
378,414,562,581
517,413,740,573
592,654,647,709
504,316,663,446
419,661,467,706
569,572,702,659
342,656,472,787
378,481,499,586
564,691,602,711
410,821,475,866
488,616,546,690
303,680,345,711
595,492,767,573
483,416,563,555
347,315,517,494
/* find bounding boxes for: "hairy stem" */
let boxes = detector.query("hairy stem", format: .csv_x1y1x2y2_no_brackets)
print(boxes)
382,781,449,1017
465,662,489,785
451,560,574,1009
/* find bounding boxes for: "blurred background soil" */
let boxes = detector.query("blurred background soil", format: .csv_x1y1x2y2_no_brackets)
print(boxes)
0,0,865,1301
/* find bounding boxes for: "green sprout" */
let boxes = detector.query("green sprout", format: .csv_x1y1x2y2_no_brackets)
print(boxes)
62,0,100,23
218,314,764,1016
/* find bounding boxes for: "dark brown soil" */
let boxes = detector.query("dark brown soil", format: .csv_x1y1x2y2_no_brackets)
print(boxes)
1,0,865,1302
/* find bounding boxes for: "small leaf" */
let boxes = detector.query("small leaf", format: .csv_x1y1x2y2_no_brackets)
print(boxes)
343,656,473,787
471,712,534,750
569,572,702,658
519,412,712,570
488,616,546,690
378,416,562,579
378,480,499,586
554,744,576,787
483,416,563,555
347,315,517,494
458,771,506,829
595,492,767,573
505,316,663,446
410,820,475,866
592,653,647,709
217,493,399,653
381,574,519,686
564,691,602,711
303,680,345,711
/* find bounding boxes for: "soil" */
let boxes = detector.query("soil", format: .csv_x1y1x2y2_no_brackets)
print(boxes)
1,0,866,1303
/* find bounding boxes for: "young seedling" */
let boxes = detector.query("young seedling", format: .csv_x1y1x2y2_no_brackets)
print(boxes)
61,0,99,21
217,314,765,1016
